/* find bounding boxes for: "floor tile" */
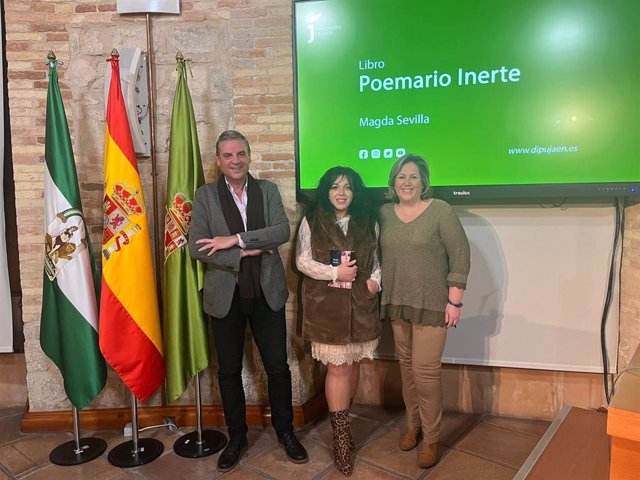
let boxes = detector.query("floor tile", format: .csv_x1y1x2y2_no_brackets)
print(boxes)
481,415,551,437
17,456,121,480
222,466,273,479
350,405,404,424
247,440,332,479
0,444,36,477
1,406,555,479
455,422,541,469
356,422,426,479
0,413,31,446
319,459,407,479
81,429,121,444
350,417,387,449
432,412,480,448
425,450,517,480
297,418,328,447
0,408,24,421
11,433,73,468
132,445,218,480
246,426,278,456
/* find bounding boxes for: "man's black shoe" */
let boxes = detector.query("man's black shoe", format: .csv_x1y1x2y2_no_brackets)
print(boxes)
216,437,248,472
278,431,309,464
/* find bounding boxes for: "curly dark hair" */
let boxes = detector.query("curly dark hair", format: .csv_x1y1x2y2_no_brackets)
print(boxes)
307,166,371,222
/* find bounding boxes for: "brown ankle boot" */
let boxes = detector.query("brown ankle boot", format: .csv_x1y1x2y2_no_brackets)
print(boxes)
417,442,439,468
329,410,353,476
399,426,421,451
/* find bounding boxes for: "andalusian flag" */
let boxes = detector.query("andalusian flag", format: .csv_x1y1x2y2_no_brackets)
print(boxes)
40,55,106,409
99,52,164,402
163,57,209,403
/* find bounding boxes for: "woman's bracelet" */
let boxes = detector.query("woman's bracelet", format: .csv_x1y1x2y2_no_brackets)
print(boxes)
447,299,463,308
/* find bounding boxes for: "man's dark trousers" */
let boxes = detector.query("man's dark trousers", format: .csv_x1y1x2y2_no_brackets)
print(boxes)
212,287,294,441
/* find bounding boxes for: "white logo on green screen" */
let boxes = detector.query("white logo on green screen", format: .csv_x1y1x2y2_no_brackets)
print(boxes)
357,148,405,160
307,13,323,43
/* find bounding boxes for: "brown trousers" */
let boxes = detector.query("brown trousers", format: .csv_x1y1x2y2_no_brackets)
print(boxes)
391,320,447,443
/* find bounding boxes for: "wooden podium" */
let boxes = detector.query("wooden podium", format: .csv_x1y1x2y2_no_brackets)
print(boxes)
608,346,640,480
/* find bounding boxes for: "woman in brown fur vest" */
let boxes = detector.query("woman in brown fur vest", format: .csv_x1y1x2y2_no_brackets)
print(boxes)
296,166,381,476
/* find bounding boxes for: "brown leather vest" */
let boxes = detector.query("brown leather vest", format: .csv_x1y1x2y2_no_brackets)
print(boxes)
301,209,381,344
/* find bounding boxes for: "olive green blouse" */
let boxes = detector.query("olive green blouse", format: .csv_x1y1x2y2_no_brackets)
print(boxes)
379,199,470,326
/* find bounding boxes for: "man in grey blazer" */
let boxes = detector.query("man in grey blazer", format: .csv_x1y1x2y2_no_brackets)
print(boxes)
189,130,308,472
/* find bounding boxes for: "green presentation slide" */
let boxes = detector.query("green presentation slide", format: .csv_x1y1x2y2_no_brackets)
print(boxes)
294,0,640,196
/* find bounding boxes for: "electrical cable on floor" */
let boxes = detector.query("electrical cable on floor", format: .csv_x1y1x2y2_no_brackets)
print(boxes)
123,417,178,437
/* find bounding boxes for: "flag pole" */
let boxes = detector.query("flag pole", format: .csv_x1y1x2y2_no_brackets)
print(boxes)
102,48,165,466
144,13,163,318
173,372,227,458
143,12,169,408
165,51,226,458
48,405,107,466
107,395,164,467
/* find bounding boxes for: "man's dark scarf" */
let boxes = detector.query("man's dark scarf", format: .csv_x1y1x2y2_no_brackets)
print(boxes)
217,173,265,299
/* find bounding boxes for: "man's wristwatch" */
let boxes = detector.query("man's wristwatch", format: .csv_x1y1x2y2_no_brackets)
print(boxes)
448,299,463,308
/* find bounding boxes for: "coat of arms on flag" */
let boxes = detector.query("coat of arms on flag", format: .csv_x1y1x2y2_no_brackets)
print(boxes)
41,53,106,410
44,210,88,281
102,182,144,260
164,192,192,260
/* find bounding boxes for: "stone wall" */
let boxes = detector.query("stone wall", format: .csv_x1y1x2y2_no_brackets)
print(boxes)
4,0,639,416
620,200,640,369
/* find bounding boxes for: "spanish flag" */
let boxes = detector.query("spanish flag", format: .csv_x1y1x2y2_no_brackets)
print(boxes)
99,51,164,402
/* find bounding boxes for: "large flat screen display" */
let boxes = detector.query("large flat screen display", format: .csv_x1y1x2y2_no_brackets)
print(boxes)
293,0,640,200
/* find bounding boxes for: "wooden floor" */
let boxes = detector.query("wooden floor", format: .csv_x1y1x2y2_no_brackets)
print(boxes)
517,406,609,480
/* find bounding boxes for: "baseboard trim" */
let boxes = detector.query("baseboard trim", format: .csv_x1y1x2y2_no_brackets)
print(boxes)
21,391,327,433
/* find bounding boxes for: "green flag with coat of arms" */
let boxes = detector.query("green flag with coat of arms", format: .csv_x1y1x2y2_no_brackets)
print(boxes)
163,55,210,403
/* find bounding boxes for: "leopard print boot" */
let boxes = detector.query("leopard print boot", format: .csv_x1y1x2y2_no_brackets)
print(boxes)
348,400,355,451
329,409,353,476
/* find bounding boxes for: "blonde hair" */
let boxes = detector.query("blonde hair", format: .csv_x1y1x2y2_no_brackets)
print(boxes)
387,154,431,202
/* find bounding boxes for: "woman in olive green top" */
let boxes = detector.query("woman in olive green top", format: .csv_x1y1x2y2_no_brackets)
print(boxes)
379,154,470,469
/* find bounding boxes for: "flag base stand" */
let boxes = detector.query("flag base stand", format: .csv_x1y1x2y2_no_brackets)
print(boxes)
173,373,227,458
50,437,107,465
173,429,226,458
107,396,163,467
107,438,164,467
49,406,106,466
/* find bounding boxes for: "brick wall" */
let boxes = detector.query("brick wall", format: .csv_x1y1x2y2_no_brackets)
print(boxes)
4,0,639,413
4,0,316,411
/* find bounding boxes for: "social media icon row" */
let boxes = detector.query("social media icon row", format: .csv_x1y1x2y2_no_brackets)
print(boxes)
359,148,406,160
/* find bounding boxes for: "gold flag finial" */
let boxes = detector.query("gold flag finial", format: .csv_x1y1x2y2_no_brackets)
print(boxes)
110,48,120,58
176,51,184,61
47,51,56,61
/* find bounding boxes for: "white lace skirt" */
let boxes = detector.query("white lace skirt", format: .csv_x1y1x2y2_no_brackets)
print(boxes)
311,338,379,366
